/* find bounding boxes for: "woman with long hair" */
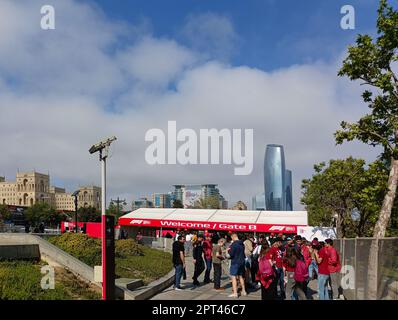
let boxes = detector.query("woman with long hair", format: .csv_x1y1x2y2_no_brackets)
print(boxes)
284,247,308,300
257,240,277,300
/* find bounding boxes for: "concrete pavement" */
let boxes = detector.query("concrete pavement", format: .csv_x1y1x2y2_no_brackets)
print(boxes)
151,255,320,300
151,256,261,300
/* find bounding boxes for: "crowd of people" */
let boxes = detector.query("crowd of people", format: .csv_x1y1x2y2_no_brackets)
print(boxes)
172,231,342,300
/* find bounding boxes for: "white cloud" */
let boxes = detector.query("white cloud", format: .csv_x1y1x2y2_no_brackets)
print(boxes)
179,12,239,61
0,0,380,210
117,37,197,87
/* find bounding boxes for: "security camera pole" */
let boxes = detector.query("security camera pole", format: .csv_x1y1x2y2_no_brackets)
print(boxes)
89,136,117,300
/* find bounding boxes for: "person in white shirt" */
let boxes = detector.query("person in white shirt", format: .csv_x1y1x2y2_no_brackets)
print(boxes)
185,233,193,256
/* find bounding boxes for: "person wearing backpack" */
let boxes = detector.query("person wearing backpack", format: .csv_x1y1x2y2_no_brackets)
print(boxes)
257,241,277,300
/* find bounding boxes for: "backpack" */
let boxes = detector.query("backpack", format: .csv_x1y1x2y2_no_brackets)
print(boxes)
294,259,309,282
257,256,275,288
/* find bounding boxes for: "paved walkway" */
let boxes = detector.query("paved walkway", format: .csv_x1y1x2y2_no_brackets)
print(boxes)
152,256,319,300
152,256,260,300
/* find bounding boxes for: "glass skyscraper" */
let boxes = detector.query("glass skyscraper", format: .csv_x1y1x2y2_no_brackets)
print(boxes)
251,193,266,210
264,144,286,210
285,169,293,211
263,144,293,211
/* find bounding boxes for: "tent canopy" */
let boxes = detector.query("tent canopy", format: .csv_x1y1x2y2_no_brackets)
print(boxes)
118,208,308,234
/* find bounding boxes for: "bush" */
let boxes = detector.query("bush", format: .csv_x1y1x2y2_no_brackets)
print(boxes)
49,233,144,266
48,233,102,267
0,261,68,300
115,239,144,258
48,232,171,284
0,261,101,300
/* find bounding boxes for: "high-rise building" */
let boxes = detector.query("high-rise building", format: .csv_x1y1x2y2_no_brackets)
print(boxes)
264,145,286,211
151,193,172,208
173,184,226,209
132,197,154,210
251,193,266,210
263,144,293,211
285,169,293,211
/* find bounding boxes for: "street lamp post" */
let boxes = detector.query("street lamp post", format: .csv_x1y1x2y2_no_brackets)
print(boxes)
72,190,80,233
89,136,117,300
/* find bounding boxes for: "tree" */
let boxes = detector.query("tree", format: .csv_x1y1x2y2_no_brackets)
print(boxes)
336,0,398,238
193,196,220,209
172,199,184,208
107,201,126,221
301,158,393,238
77,206,101,222
0,204,11,222
25,202,53,228
232,201,248,210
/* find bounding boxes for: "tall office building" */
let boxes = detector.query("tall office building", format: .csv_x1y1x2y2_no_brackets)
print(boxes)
264,145,286,210
151,193,172,208
251,193,265,210
173,184,226,208
263,144,293,211
132,197,154,210
285,169,293,211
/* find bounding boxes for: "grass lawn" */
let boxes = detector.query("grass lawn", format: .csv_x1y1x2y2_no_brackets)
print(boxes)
49,233,172,285
0,260,101,300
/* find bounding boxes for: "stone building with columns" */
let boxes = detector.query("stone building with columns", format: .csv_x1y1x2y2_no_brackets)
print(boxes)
0,171,101,211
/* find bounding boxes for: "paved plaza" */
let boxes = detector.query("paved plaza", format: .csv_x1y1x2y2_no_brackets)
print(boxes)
152,256,319,300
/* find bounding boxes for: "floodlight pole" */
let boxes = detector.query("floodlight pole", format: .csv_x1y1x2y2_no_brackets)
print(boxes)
89,136,116,301
100,147,108,300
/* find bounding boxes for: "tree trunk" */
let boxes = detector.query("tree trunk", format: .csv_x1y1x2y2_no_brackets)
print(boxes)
373,157,398,238
367,157,398,299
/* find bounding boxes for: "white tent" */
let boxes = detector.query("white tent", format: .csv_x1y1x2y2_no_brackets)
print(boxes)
119,208,308,234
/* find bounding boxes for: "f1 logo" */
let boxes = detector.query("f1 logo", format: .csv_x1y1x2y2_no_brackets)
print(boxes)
130,220,143,225
269,226,285,231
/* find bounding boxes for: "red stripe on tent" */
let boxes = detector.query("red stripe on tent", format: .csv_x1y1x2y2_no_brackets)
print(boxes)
118,218,304,234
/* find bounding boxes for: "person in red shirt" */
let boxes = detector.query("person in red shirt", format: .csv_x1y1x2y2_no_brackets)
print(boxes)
283,246,296,300
325,239,341,300
203,233,213,283
301,240,312,268
313,243,330,300
268,237,285,299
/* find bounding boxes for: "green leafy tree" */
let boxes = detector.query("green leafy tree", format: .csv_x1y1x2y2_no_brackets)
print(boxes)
77,206,101,222
193,196,220,209
336,0,398,238
107,201,127,223
172,199,184,208
0,204,11,222
301,158,395,238
25,203,53,228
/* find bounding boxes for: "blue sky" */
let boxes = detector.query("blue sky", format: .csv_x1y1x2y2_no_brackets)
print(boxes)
0,0,388,209
91,0,380,70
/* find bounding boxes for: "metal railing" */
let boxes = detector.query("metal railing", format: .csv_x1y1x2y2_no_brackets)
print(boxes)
334,238,398,300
